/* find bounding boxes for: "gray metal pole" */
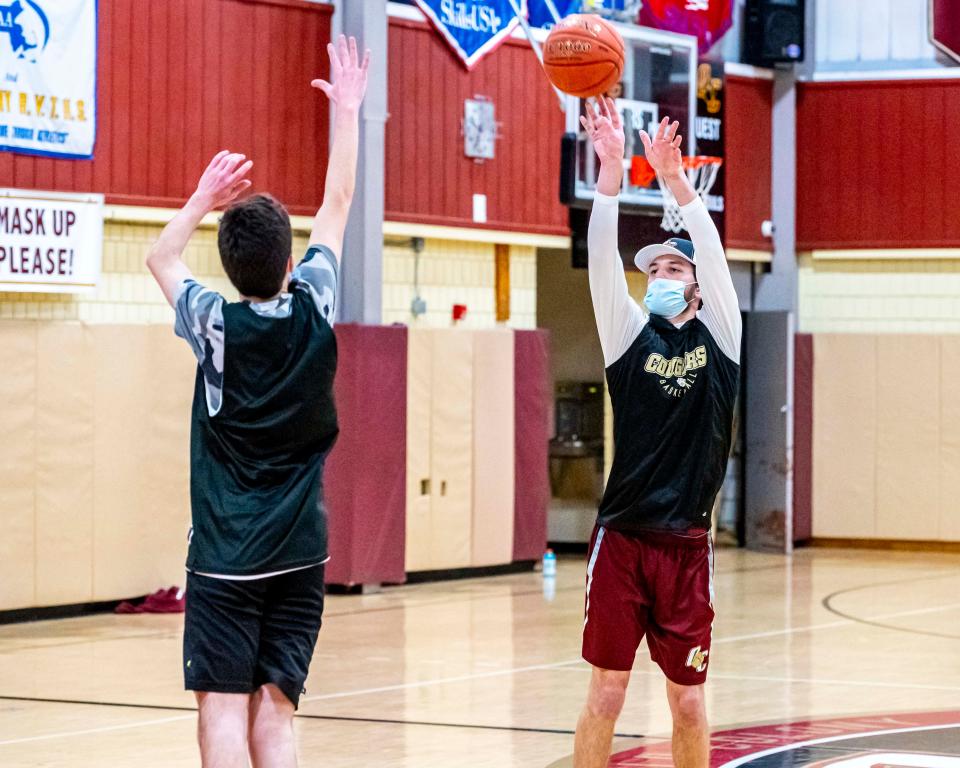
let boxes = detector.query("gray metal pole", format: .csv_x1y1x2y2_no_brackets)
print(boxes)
339,0,387,325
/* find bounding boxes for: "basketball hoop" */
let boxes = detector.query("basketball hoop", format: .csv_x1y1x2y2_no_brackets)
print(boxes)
656,156,723,234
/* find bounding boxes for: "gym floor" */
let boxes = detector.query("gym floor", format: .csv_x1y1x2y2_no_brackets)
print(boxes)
0,547,958,767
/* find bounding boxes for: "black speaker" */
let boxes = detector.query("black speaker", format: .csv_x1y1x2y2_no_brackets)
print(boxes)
743,0,805,67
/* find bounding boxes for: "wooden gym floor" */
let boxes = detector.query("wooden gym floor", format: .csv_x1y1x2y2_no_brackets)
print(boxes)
0,547,958,767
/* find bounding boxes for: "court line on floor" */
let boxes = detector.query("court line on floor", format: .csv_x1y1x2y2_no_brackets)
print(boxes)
822,575,960,640
0,695,652,742
3,585,959,747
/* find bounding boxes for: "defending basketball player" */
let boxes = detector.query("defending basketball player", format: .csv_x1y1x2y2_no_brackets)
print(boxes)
145,36,369,768
572,99,741,768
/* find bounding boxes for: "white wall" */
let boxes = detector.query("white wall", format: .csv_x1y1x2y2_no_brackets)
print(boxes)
815,0,943,70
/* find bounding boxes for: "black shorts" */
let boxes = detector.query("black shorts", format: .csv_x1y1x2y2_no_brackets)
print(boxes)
183,564,325,708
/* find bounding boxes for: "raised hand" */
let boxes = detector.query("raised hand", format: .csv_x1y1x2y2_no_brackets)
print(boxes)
580,96,624,166
312,35,371,113
193,150,253,211
640,117,683,178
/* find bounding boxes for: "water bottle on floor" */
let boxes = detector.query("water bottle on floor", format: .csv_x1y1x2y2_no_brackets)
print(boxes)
542,548,557,578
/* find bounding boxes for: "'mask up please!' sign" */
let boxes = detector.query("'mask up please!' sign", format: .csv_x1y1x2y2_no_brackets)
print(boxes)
0,189,103,293
414,0,526,69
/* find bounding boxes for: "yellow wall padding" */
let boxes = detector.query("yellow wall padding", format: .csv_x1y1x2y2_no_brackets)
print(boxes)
35,324,95,605
940,337,960,540
812,334,878,538
429,329,474,570
471,329,515,567
875,336,941,540
405,328,434,572
813,333,960,541
0,323,38,610
91,326,192,600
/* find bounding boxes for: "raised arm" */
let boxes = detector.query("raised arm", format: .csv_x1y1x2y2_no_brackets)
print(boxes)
582,97,647,367
640,118,741,362
146,151,252,307
308,35,370,262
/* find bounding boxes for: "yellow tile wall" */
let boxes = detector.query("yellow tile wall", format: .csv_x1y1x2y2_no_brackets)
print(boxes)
798,254,960,333
382,238,537,329
0,222,311,323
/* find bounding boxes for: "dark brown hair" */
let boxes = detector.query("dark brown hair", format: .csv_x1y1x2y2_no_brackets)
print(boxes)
218,194,292,298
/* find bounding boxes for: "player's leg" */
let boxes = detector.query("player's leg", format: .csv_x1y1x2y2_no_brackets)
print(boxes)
665,680,708,768
248,683,297,768
644,536,714,768
183,573,264,766
574,526,647,768
196,692,252,767
249,564,326,767
574,666,631,768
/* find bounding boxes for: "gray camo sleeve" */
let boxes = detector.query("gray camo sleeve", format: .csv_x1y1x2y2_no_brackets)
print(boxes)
291,244,338,326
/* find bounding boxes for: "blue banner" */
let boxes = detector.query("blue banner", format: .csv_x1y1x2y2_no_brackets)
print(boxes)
527,0,581,29
0,0,97,159
414,0,526,69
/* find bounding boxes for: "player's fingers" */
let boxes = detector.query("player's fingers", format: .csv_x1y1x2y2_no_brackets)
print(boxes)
668,120,679,140
229,159,254,184
211,149,230,168
671,134,682,149
606,97,621,128
338,34,349,67
579,115,589,132
223,153,246,173
656,117,669,140
348,36,359,68
327,43,342,77
639,130,652,152
230,179,253,197
311,79,334,97
361,48,371,74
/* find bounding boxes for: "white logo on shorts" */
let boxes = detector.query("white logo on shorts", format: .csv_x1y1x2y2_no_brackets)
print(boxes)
686,646,709,672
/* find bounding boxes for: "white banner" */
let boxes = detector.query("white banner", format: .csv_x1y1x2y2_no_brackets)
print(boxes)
0,0,97,158
0,189,103,293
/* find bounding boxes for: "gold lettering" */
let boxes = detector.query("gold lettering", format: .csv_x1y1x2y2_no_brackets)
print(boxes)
63,99,74,121
685,351,697,371
645,354,663,373
49,96,59,119
77,99,87,122
34,95,45,116
0,91,10,112
695,346,707,367
19,92,30,116
656,359,669,376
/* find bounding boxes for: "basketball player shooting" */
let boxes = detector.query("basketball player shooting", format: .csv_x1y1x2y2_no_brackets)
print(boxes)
145,35,369,768
572,99,742,768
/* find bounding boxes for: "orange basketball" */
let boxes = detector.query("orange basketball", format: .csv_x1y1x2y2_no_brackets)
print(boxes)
542,14,625,99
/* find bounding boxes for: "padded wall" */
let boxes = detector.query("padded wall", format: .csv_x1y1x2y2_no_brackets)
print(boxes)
430,330,474,570
325,324,408,586
404,328,434,572
812,333,959,541
472,330,515,567
0,322,194,612
513,330,551,561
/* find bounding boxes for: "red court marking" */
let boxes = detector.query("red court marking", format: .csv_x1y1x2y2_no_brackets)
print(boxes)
609,711,960,767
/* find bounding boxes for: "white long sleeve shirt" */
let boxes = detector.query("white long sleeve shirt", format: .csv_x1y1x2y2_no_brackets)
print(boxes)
587,192,742,367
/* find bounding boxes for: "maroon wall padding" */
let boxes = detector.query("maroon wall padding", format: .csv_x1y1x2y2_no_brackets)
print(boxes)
324,324,407,586
725,75,774,252
793,334,814,543
513,330,551,561
797,79,960,249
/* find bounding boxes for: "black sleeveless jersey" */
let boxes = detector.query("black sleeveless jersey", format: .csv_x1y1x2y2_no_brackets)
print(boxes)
599,313,739,534
186,288,339,575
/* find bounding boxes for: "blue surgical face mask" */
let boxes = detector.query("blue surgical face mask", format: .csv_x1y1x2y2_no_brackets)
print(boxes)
644,278,697,318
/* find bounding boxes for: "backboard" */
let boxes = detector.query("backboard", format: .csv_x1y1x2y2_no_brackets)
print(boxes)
561,24,700,213
930,0,960,65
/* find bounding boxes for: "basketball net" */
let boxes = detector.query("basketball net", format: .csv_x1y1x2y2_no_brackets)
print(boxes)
655,156,723,234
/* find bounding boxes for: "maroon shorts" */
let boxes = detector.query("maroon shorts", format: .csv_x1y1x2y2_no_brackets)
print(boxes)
581,524,714,686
